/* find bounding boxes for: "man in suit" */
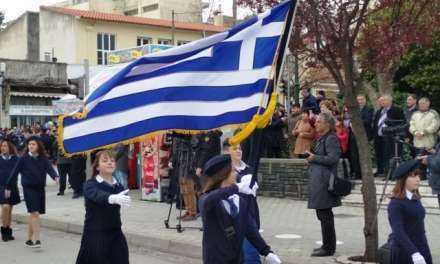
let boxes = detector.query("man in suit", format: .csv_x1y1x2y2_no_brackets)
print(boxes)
357,94,374,141
373,95,405,177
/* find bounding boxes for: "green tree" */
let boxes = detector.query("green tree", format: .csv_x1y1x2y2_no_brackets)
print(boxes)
394,34,440,109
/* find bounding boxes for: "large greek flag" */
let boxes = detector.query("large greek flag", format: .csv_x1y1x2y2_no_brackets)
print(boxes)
60,0,296,154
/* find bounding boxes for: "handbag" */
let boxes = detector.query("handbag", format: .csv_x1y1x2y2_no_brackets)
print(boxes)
322,134,353,197
328,172,352,197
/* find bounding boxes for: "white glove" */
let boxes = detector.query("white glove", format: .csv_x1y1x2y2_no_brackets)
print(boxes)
266,253,282,264
237,181,253,195
412,253,426,264
108,190,131,207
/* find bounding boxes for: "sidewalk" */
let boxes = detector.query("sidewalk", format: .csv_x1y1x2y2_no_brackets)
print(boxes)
11,184,440,264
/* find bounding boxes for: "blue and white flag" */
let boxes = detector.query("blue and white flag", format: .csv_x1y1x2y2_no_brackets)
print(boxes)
60,0,297,154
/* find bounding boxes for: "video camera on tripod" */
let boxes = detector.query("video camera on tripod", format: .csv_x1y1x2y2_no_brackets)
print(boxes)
382,119,408,139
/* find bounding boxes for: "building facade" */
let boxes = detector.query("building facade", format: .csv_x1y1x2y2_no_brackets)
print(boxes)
55,0,205,23
0,59,71,128
0,5,224,66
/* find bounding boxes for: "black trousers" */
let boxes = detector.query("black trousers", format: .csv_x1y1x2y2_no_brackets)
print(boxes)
70,156,87,194
374,136,391,175
316,208,336,253
57,163,72,193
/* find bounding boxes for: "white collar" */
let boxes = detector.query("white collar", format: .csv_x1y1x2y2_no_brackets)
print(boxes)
406,189,414,200
96,175,117,185
234,161,247,171
222,194,240,216
28,152,38,158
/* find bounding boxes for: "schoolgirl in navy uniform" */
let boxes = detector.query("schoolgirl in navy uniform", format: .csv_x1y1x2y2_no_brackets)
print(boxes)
223,140,261,264
6,136,59,248
0,140,20,242
76,150,131,264
388,160,432,264
199,154,281,264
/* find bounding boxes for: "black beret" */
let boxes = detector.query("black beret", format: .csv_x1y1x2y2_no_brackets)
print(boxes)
393,159,420,180
27,136,42,144
203,154,231,177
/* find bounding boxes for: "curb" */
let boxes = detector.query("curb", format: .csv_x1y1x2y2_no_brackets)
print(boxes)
11,213,305,264
12,213,202,260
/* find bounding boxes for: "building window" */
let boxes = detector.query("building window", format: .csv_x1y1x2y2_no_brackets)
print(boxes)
124,9,138,16
44,52,52,62
142,4,159,13
177,40,190,46
97,33,116,65
73,0,88,4
158,39,172,45
137,36,152,46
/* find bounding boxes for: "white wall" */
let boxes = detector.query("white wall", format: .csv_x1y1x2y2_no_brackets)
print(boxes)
39,9,77,64
0,14,28,60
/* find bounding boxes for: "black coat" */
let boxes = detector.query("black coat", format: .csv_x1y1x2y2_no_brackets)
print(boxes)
360,106,374,141
0,155,20,205
373,105,405,138
196,131,222,169
199,185,271,264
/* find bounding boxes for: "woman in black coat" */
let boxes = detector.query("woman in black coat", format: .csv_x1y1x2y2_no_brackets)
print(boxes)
199,154,281,264
388,160,432,264
76,150,131,264
0,140,20,241
6,136,59,248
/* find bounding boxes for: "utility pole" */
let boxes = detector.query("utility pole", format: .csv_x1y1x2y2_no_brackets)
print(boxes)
171,10,176,46
232,0,238,25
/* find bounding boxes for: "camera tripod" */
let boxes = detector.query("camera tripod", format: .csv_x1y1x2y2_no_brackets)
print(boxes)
163,136,202,233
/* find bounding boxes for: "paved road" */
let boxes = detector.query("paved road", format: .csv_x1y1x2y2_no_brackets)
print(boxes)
0,224,200,264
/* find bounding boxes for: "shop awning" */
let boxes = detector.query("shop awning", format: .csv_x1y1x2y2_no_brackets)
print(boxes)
10,91,68,99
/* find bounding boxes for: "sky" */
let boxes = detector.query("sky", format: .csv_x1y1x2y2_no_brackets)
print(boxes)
1,0,253,23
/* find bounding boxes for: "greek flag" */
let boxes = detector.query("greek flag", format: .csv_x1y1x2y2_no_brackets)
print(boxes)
60,0,296,154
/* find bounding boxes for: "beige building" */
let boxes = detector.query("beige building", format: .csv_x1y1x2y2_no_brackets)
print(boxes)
0,5,224,66
55,0,206,23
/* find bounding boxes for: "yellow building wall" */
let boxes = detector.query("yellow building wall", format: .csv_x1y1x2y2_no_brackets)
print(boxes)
74,19,210,65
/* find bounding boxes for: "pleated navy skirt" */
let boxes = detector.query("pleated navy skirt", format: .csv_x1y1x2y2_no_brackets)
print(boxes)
0,185,21,206
76,228,129,264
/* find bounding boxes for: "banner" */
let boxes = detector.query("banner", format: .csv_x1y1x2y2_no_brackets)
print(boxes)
108,44,172,65
139,134,170,201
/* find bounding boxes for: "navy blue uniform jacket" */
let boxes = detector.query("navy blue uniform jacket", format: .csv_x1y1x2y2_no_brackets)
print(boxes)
388,197,432,264
7,154,58,189
199,185,271,264
0,155,18,187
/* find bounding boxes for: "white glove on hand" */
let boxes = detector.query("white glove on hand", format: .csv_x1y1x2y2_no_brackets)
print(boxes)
266,253,282,264
237,181,253,195
412,253,426,264
108,190,131,207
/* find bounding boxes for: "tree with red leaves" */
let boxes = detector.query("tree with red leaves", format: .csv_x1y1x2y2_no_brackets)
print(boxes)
239,0,439,261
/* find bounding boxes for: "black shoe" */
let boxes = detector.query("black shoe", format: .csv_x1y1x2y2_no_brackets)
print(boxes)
6,227,14,241
33,240,41,248
72,193,82,199
313,247,323,252
57,192,64,196
25,240,34,247
311,248,334,257
1,227,7,242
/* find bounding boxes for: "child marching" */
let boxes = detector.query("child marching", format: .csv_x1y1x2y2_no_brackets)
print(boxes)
199,154,281,264
6,136,59,248
76,150,131,264
0,140,20,242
